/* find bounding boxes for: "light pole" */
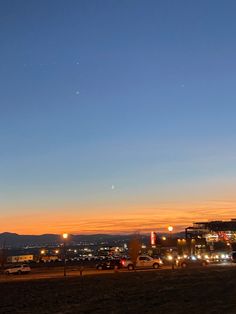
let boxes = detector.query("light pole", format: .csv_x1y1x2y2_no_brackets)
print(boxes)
177,239,186,255
62,233,68,277
40,249,46,262
168,226,173,239
167,226,174,269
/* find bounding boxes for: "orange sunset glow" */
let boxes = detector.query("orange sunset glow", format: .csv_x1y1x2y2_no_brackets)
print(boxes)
2,200,236,235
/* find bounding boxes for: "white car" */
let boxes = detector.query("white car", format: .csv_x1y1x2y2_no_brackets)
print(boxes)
122,255,163,270
5,264,31,275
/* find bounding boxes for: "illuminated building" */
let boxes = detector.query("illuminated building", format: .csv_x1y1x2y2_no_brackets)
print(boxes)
150,231,157,246
185,219,236,250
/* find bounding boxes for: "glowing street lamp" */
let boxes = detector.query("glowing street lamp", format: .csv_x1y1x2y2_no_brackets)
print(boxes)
177,238,186,255
168,226,173,239
63,233,68,240
62,233,69,276
40,249,46,262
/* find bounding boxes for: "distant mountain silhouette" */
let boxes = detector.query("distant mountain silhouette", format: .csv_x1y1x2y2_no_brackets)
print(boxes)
0,232,136,247
0,232,184,248
0,232,60,247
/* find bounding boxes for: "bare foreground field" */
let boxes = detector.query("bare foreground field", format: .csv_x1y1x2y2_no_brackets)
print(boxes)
1,266,236,314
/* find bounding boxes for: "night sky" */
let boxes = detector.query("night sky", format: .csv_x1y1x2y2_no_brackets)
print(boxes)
1,0,236,234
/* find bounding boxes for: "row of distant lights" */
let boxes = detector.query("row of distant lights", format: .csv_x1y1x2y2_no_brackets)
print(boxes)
167,254,230,261
40,249,78,255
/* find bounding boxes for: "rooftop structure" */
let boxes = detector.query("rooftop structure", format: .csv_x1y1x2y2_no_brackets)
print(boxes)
186,219,236,243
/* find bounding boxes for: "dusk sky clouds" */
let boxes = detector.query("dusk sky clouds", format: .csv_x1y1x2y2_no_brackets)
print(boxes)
1,0,236,234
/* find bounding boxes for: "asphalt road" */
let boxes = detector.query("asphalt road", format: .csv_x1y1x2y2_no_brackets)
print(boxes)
0,262,235,282
0,265,172,282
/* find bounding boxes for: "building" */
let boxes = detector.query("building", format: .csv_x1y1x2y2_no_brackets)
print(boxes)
186,219,236,242
7,254,34,263
185,219,236,252
150,231,157,246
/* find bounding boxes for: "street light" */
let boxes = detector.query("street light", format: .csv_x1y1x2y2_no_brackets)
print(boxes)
40,249,46,263
177,239,186,255
63,233,68,240
62,233,68,276
168,226,173,239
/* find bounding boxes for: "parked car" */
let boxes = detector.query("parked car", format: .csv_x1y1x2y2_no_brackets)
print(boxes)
96,259,122,270
176,256,208,268
5,264,31,275
209,253,231,263
121,255,163,270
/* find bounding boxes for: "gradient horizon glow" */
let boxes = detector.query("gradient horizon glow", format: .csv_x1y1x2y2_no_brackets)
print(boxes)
1,1,236,235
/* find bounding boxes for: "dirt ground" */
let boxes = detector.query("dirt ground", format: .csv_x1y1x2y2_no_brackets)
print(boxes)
1,266,236,314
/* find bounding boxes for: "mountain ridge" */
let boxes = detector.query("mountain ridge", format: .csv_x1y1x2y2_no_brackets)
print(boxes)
0,232,184,247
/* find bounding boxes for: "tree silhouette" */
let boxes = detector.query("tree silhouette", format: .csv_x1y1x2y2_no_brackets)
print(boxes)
128,234,141,268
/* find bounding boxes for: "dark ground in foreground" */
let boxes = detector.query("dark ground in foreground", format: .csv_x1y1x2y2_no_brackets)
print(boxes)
1,267,236,314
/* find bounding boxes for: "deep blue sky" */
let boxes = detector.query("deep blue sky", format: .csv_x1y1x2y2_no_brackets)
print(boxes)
1,0,236,233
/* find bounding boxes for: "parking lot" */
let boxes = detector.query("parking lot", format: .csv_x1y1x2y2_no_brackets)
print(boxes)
0,261,235,283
